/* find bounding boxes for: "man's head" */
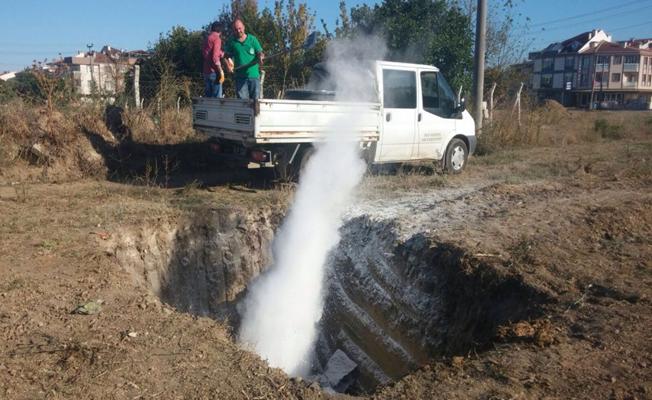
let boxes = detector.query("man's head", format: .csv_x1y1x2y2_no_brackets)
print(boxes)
210,21,222,34
233,18,246,40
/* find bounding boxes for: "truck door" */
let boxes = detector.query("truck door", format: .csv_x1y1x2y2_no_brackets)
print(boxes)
377,68,418,162
416,70,458,160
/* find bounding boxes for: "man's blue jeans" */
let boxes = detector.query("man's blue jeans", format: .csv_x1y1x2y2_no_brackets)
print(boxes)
204,72,223,98
235,78,261,99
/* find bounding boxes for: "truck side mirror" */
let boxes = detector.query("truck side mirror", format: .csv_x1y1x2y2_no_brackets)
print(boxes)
455,97,466,113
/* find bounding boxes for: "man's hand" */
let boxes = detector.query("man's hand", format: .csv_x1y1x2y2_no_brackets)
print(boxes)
225,58,234,73
257,52,265,66
218,68,225,84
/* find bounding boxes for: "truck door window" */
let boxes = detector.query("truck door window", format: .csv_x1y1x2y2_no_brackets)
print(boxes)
421,71,456,118
383,69,416,109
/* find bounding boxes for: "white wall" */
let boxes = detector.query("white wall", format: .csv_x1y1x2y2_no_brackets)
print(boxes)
73,62,130,95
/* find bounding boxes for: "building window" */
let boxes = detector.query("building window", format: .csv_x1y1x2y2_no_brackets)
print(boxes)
564,56,575,70
579,56,592,73
595,72,608,83
613,55,622,64
597,55,609,65
541,75,553,88
612,73,621,82
542,58,553,72
624,55,639,64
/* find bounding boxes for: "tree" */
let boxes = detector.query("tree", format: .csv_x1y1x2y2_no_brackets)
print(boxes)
215,0,317,97
453,0,532,100
138,0,319,102
344,0,474,91
138,26,205,107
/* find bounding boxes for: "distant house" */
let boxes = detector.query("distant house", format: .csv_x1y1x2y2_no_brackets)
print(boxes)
529,29,652,109
0,71,16,81
49,46,140,97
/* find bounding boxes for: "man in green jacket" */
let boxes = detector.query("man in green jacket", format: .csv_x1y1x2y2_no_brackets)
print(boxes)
224,18,265,99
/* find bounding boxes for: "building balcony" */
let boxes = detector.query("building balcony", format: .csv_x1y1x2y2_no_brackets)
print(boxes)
623,81,637,88
623,63,639,72
595,64,609,72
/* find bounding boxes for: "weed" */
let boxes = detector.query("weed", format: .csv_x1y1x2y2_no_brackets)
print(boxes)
1,278,26,292
13,182,28,203
509,236,537,266
593,118,623,140
134,158,160,188
37,239,58,252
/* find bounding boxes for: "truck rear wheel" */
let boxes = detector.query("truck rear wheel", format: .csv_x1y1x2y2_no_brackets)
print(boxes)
443,138,468,174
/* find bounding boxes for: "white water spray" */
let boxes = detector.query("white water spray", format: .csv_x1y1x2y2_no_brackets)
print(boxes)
238,35,387,376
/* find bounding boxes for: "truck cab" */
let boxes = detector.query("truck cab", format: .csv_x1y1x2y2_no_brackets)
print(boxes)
370,61,475,169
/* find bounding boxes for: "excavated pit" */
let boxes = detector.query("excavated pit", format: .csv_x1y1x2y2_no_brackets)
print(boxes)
111,207,547,394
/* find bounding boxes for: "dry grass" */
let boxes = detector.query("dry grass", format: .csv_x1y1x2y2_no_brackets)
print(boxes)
478,100,652,156
0,98,203,184
360,164,448,192
107,104,200,145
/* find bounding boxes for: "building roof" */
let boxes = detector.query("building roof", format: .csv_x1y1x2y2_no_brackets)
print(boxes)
0,71,17,81
529,29,612,59
582,40,652,56
620,38,652,49
530,30,652,60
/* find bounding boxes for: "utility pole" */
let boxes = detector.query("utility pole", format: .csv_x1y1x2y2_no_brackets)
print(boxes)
87,43,94,95
472,0,487,134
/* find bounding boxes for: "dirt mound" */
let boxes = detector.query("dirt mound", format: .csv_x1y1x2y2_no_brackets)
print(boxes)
541,99,570,118
0,102,116,183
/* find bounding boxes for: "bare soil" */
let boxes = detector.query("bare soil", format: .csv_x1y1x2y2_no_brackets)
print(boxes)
1,110,651,399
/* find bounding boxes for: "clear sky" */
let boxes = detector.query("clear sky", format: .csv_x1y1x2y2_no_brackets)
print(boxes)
512,0,651,52
0,0,650,73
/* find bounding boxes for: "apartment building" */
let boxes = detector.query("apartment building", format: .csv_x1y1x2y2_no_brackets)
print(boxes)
529,30,652,109
49,46,138,96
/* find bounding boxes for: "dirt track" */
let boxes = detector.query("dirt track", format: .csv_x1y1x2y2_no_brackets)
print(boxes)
1,132,651,399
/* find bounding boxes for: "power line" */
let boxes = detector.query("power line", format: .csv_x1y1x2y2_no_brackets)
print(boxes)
0,50,78,55
608,21,652,34
528,0,650,28
521,7,650,37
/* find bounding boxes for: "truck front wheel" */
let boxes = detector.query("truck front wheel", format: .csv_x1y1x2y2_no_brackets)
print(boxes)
443,138,468,174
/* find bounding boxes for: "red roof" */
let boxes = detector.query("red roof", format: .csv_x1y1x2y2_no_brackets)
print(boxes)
582,41,652,55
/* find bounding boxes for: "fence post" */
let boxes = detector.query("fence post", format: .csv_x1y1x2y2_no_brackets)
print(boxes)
489,82,497,124
134,64,141,109
512,82,524,127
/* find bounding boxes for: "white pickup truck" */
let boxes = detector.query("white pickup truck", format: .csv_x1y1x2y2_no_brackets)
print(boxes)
192,60,476,178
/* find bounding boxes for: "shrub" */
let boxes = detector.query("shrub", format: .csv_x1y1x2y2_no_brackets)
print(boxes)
593,118,623,140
